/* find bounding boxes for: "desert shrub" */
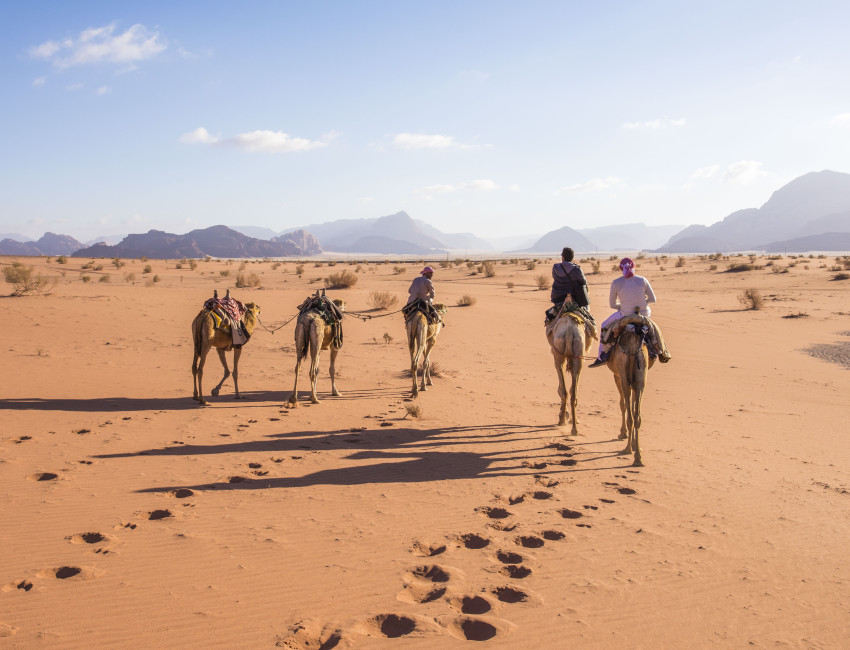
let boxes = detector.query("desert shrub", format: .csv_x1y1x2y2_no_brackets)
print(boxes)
204,256,212,262
271,262,281,270
782,312,809,319
535,274,551,290
327,260,336,267
124,272,136,283
772,265,789,274
591,260,601,274
456,294,477,306
833,272,850,281
383,332,393,344
295,265,304,277
727,263,758,272
367,291,398,310
3,263,54,296
738,288,764,310
325,270,358,289
314,261,324,268
393,265,405,275
152,275,160,283
112,258,125,269
236,272,261,288
189,259,198,270
98,275,110,283
140,256,148,262
239,262,247,271
675,257,686,267
482,261,496,277
526,261,536,270
709,264,718,271
56,255,67,264
220,270,230,277
506,282,515,289
404,403,423,419
143,264,152,274
81,275,91,283
175,263,182,269
81,261,94,270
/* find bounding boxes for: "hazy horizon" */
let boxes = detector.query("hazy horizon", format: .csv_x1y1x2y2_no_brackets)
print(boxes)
3,2,850,241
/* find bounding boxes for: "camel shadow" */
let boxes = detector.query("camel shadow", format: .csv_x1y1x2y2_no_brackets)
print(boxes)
0,392,287,413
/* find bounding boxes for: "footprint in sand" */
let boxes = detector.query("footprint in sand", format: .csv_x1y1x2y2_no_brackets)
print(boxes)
541,530,565,541
248,462,262,469
617,487,636,495
171,488,194,499
534,474,559,488
276,619,343,649
494,550,523,564
0,623,18,637
583,505,599,510
447,594,492,615
499,565,531,579
600,498,615,504
532,491,553,500
147,509,172,521
476,506,511,520
559,508,584,520
356,614,420,639
492,586,528,603
410,540,446,557
508,494,525,505
398,565,453,604
548,442,571,451
14,435,32,444
442,616,515,642
2,580,34,593
515,535,544,549
487,521,517,532
67,532,107,545
458,533,490,550
28,472,59,482
522,461,547,469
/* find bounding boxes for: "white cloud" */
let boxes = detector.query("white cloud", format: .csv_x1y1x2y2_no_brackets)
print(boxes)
415,179,499,199
691,165,720,179
556,177,622,195
622,117,686,129
830,113,850,126
723,160,767,185
179,127,219,144
32,76,46,87
393,133,465,150
96,86,110,95
29,23,166,69
178,127,337,152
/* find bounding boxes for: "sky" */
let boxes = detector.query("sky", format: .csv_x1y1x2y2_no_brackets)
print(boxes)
3,0,850,242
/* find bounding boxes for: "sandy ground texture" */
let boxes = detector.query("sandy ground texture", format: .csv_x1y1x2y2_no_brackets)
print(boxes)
1,253,849,648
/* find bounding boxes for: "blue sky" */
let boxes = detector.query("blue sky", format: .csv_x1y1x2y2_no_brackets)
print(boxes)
3,1,850,242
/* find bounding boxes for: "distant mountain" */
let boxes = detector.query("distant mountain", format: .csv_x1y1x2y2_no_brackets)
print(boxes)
0,232,84,256
657,170,850,252
232,226,280,240
412,220,493,250
760,232,850,253
289,211,448,254
577,223,685,251
72,225,321,258
85,234,126,246
0,233,33,242
516,225,597,253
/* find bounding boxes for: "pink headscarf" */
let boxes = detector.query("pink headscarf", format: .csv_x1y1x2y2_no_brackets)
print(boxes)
619,257,635,279
421,266,435,275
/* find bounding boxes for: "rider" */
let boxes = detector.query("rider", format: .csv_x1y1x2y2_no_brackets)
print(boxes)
406,266,439,322
546,247,590,322
589,257,666,367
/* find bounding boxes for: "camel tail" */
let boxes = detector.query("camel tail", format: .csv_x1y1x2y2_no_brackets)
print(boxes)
192,315,204,363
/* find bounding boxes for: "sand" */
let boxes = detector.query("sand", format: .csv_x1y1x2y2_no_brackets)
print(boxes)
1,253,849,648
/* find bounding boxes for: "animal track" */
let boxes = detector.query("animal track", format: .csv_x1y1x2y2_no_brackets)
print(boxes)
492,586,527,603
477,506,511,519
558,459,577,466
248,462,262,469
410,540,446,557
28,472,58,482
541,530,565,541
516,535,544,549
55,567,81,579
171,489,194,498
600,498,615,504
147,509,172,520
548,443,571,451
583,505,599,510
68,532,105,544
618,487,636,495
495,550,523,564
559,508,583,519
364,614,416,638
448,595,492,615
445,617,498,642
228,476,247,484
487,521,517,532
459,533,490,549
508,494,525,505
407,565,449,583
523,461,547,469
534,475,559,488
500,565,531,579
16,580,33,592
532,491,553,500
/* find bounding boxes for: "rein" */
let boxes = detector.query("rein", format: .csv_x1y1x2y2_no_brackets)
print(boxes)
255,313,298,335
345,306,407,320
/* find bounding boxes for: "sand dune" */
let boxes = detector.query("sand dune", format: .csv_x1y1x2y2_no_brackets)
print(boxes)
1,254,849,647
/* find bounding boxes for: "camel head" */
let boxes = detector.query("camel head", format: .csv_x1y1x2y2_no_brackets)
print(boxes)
432,302,448,315
243,302,261,333
331,298,346,312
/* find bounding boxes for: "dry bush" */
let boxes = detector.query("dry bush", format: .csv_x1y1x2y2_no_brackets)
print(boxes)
404,403,423,419
535,274,551,290
727,263,759,272
738,288,764,310
675,257,686,267
772,265,789,274
709,264,718,271
112,258,125,269
367,291,398,310
506,281,514,289
220,270,230,277
383,332,394,344
325,270,358,289
56,255,67,264
456,294,477,306
189,259,198,270
124,272,136,283
833,272,850,281
426,361,443,377
3,263,54,296
143,264,152,274
81,275,91,283
591,260,601,274
295,265,304,277
526,260,536,270
236,272,261,288
393,265,405,275
98,275,110,283
152,275,161,283
482,261,496,277
782,312,809,319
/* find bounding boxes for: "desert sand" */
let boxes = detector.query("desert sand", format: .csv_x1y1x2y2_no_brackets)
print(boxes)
1,253,849,648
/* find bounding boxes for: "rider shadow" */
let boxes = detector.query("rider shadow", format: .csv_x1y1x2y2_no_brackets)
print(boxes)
135,447,569,493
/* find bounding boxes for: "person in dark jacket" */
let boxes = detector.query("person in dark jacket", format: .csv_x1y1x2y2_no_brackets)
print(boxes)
545,247,589,323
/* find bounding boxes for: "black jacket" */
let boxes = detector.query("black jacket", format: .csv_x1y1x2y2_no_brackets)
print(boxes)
551,261,589,306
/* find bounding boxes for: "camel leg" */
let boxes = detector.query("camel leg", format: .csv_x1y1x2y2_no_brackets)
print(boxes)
421,337,435,391
568,356,581,436
211,349,231,398
308,329,321,404
409,320,424,397
195,346,210,406
231,347,242,400
192,350,201,402
288,325,305,407
329,347,341,397
553,354,567,427
632,385,644,467
619,382,635,455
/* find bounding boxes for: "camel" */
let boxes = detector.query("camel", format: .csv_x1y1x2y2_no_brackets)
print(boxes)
287,296,345,406
546,309,595,434
406,303,447,397
606,318,655,467
191,302,260,405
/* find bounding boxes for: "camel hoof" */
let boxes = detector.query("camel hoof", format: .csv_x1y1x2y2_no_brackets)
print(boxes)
557,419,567,427
632,458,644,467
618,447,632,455
332,390,341,397
192,395,199,401
618,432,628,440
211,389,220,397
311,398,320,404
198,400,208,406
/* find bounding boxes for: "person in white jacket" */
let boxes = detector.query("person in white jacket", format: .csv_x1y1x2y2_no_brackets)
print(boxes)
589,257,657,367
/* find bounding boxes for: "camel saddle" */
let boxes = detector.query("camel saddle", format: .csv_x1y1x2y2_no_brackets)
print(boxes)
545,299,598,343
403,298,444,325
203,296,250,347
601,313,671,363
